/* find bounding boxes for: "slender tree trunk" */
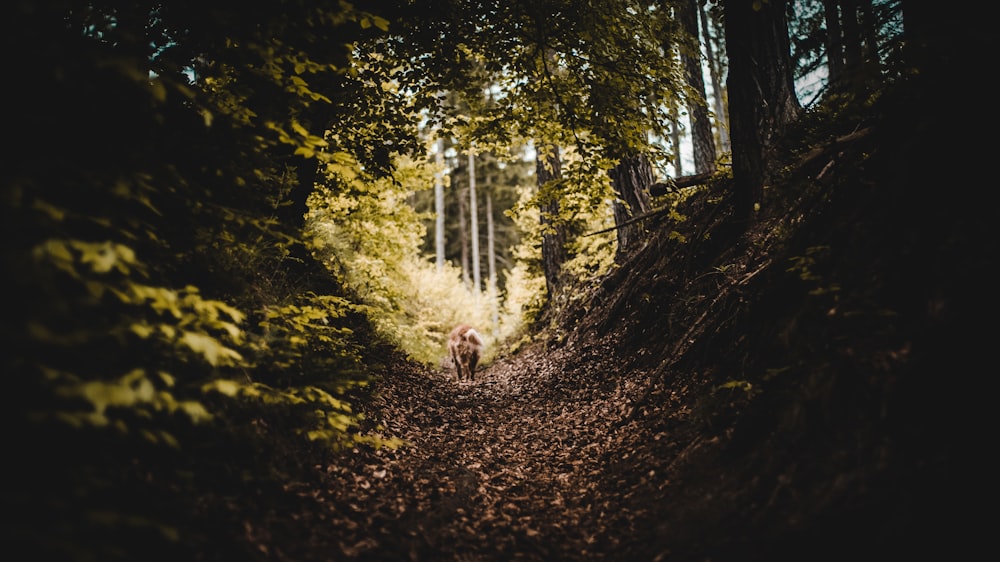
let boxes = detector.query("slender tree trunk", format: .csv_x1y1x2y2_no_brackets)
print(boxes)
468,150,481,292
486,189,500,326
669,106,683,176
679,0,717,174
536,143,566,299
610,153,653,261
486,190,496,293
458,181,470,287
722,0,801,222
434,138,446,271
699,0,730,154
486,192,497,286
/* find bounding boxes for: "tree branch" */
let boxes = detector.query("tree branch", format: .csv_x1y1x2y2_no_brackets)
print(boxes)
649,171,718,196
584,171,723,238
794,126,874,169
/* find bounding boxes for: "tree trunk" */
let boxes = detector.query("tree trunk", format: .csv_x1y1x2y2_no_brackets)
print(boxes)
669,106,683,176
722,0,801,222
434,138,446,271
840,0,863,73
486,189,499,326
610,153,653,261
536,143,566,299
699,0,730,154
823,0,845,87
858,0,880,67
457,180,470,288
486,190,496,293
468,150,481,292
678,0,717,174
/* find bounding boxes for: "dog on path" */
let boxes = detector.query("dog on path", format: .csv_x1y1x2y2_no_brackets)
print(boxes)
448,324,484,382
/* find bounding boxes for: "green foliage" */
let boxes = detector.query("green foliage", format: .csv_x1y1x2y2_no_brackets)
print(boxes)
692,377,763,433
20,228,245,427
3,2,420,558
399,261,499,365
495,262,547,348
366,0,690,316
307,152,430,306
505,148,620,305
307,154,500,365
203,377,403,451
251,293,361,377
47,367,209,441
787,245,841,296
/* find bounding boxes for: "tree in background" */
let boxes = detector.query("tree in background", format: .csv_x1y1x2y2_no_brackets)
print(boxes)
675,0,719,175
377,0,683,310
700,0,731,154
788,0,902,104
468,150,482,290
435,138,448,271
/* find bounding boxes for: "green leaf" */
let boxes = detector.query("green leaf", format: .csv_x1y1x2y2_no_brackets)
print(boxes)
177,401,213,423
180,331,243,366
202,379,241,397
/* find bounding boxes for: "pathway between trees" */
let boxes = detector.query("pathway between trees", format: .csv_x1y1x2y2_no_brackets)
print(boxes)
275,336,698,561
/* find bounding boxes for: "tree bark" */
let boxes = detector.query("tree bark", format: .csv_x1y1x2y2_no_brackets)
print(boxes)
434,138,446,271
536,143,566,299
699,0,730,154
610,153,654,261
678,0,717,174
823,0,845,87
840,0,863,73
722,0,801,222
458,180,470,288
486,190,496,293
669,106,684,176
468,151,481,292
858,0,880,67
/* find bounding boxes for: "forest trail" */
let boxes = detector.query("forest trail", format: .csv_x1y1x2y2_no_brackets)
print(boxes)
294,337,681,562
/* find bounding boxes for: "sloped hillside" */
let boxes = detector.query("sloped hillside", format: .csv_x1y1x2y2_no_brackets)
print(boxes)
530,71,989,559
532,75,984,560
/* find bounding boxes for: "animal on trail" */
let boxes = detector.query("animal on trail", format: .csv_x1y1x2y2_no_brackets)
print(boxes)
448,324,484,382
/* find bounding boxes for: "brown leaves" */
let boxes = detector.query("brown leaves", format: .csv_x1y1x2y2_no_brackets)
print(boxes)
262,337,707,562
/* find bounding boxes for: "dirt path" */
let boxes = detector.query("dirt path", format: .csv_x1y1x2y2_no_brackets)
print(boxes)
298,339,671,561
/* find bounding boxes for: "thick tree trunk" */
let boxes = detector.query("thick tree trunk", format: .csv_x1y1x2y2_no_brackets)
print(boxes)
840,0,863,72
858,0,880,67
610,154,653,261
536,144,566,299
722,0,801,222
